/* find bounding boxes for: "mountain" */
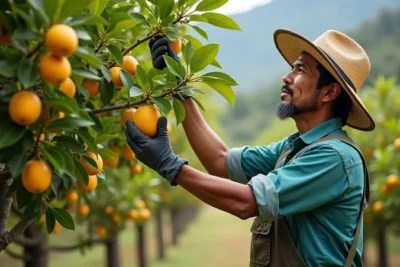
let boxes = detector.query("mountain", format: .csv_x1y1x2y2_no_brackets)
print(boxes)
193,0,400,92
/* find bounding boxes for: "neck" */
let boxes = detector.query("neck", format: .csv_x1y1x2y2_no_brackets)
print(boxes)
294,112,334,135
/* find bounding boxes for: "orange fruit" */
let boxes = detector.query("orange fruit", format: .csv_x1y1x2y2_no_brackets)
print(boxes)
58,112,65,119
167,122,172,134
127,209,139,220
104,206,113,215
104,146,119,167
82,80,100,97
381,184,391,195
169,38,182,55
362,147,373,158
66,190,79,203
122,56,138,76
77,175,98,193
39,214,46,224
130,163,142,175
9,91,42,126
22,160,51,194
110,67,124,88
394,138,400,150
120,108,136,129
52,221,61,234
387,174,400,189
59,77,76,97
97,226,107,237
139,208,151,220
132,105,161,137
45,24,78,57
135,200,146,209
39,133,45,141
112,214,120,223
122,146,135,160
373,201,383,213
81,152,103,175
39,53,71,84
78,204,90,217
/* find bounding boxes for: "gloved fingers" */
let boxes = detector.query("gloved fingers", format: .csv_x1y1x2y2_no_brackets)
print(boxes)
156,116,168,137
154,54,168,69
125,134,140,153
152,46,168,61
125,120,147,142
151,37,169,54
149,36,164,50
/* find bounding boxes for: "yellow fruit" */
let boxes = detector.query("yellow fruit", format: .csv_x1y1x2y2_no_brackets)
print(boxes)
122,146,135,160
112,214,120,223
381,184,391,195
387,174,400,189
120,108,136,129
135,200,146,209
66,190,79,203
169,38,182,55
104,206,113,215
394,138,400,150
122,56,138,76
139,208,151,220
132,105,161,137
130,163,142,175
59,77,76,97
110,67,124,88
127,209,139,220
45,24,78,57
58,112,65,119
362,147,373,158
82,80,100,97
373,201,383,213
39,53,71,84
77,175,98,193
81,152,103,175
97,226,107,237
104,146,119,167
78,204,90,217
9,91,42,126
52,221,61,234
39,133,45,141
22,160,51,194
167,122,172,134
39,214,46,224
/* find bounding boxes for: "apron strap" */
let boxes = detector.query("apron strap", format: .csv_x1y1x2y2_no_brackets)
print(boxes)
275,134,370,266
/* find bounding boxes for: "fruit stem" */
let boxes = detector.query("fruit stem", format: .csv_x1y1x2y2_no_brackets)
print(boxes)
33,125,45,159
26,41,44,59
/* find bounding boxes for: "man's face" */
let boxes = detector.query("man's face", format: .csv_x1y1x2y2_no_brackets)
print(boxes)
277,52,322,119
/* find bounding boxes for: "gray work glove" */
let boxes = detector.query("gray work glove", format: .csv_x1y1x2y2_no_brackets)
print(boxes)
125,117,188,185
149,36,193,100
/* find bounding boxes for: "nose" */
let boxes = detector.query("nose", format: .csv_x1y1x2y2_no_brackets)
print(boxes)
282,70,294,85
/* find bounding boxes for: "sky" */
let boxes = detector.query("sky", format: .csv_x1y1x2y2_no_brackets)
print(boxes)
215,0,274,16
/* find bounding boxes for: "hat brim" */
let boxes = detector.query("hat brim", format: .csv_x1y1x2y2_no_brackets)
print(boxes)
274,29,375,131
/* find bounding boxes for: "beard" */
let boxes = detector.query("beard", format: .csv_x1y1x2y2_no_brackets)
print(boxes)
276,85,320,120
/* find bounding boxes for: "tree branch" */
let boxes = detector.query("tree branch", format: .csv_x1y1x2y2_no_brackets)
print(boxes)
11,201,22,217
48,238,107,252
0,164,12,237
5,247,32,261
26,41,43,59
14,235,43,247
0,164,10,182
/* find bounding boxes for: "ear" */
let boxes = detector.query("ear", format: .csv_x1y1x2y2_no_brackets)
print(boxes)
321,83,341,103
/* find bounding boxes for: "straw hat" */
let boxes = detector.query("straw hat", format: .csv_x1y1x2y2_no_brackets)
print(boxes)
274,29,375,131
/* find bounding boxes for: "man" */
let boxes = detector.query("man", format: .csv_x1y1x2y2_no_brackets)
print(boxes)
125,29,374,266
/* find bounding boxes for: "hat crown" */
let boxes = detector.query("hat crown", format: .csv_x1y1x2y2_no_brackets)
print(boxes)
313,30,371,91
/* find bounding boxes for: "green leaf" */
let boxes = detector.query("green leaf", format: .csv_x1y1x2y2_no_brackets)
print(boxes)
54,136,85,154
158,0,174,19
96,134,118,144
10,150,27,178
76,29,92,41
107,45,123,66
101,66,112,82
46,116,95,131
183,41,194,65
202,12,242,31
0,60,18,78
52,208,75,230
75,47,102,69
6,180,18,198
99,147,115,160
59,0,94,20
161,14,175,26
130,12,146,21
53,147,76,176
195,0,228,11
43,0,61,19
74,159,89,186
17,59,39,89
202,72,238,85
164,56,185,79
152,74,167,85
72,69,102,81
0,121,26,150
201,77,235,106
76,131,98,152
88,0,108,15
153,97,172,115
24,195,42,220
46,208,56,234
42,91,80,113
192,96,206,112
100,79,114,106
211,59,222,68
135,65,147,89
189,14,208,22
67,14,108,27
89,112,103,135
190,44,219,73
173,98,185,125
43,147,65,174
107,12,139,33
27,0,49,25
191,25,208,40
129,85,143,97
120,69,134,88
16,179,33,209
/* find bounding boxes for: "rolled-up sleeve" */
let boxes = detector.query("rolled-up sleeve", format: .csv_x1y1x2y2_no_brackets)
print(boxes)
226,146,248,184
248,174,279,221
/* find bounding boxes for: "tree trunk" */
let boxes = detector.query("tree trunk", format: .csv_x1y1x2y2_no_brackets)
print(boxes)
377,227,387,267
136,224,147,267
0,164,12,235
155,209,165,260
106,234,120,267
170,208,180,246
23,226,47,267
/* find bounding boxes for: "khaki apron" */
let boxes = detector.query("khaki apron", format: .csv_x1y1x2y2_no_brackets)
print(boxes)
249,134,370,267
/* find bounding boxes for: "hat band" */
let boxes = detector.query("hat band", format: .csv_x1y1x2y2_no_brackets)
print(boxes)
318,47,356,92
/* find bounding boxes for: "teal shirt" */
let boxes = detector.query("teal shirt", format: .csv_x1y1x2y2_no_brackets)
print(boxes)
227,118,364,267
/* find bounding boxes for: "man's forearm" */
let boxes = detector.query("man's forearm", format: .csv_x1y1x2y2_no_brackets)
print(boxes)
175,164,258,220
182,98,229,178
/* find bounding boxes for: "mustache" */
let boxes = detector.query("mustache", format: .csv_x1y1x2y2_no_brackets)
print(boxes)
281,85,294,95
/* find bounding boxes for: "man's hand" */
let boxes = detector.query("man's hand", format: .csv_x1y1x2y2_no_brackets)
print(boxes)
125,116,188,185
149,36,193,100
